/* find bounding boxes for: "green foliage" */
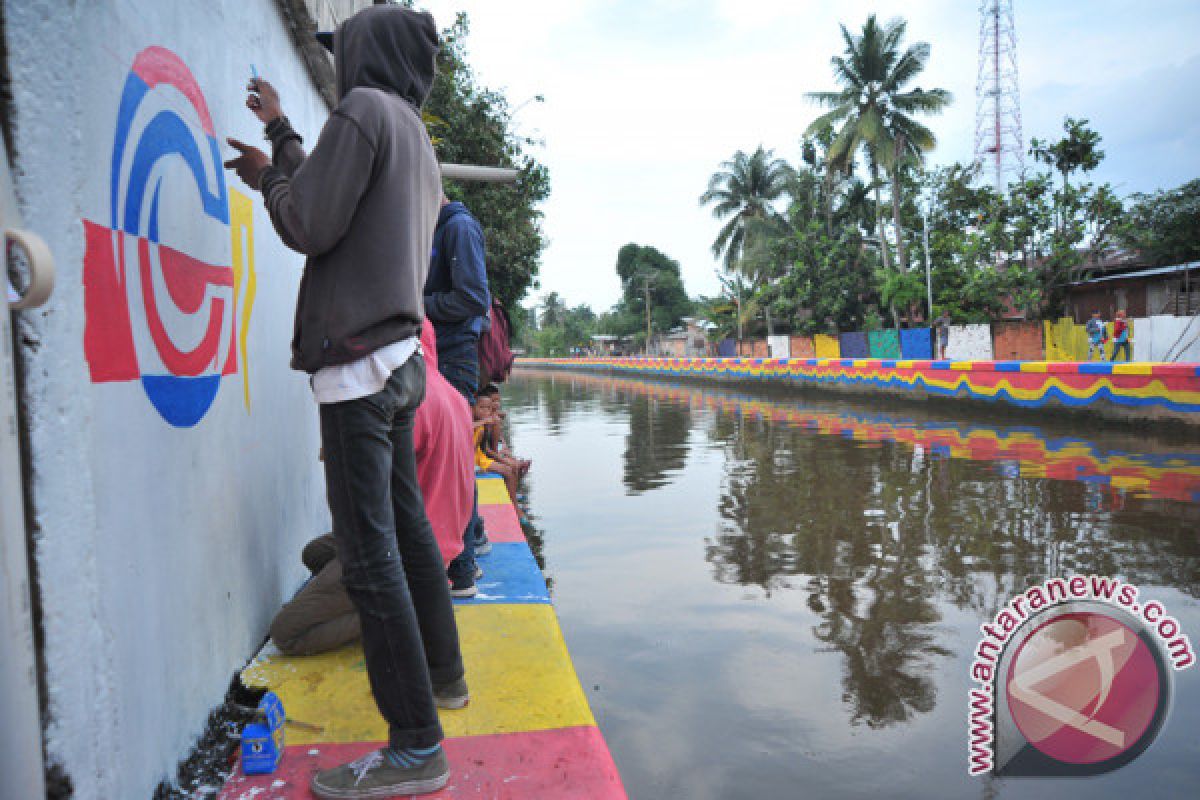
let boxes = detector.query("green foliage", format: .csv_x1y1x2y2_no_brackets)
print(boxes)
424,13,549,310
609,243,694,336
1119,179,1200,266
528,291,596,356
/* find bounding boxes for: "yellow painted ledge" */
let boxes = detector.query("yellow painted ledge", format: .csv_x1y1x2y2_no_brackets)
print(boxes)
242,603,595,745
478,478,510,506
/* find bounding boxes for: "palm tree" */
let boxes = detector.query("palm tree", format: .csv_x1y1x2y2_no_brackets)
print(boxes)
806,15,951,273
538,291,566,328
700,146,792,334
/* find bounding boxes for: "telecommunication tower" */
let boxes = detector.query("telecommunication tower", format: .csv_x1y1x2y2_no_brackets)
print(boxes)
974,0,1025,193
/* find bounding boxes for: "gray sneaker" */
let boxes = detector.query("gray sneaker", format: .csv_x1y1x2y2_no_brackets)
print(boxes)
433,677,470,709
310,747,449,799
474,534,492,556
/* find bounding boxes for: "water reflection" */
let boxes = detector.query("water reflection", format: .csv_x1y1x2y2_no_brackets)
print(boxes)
515,369,1200,729
624,393,692,493
506,369,1200,798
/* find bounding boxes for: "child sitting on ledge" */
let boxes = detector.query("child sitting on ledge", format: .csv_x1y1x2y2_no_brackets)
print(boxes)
473,389,521,505
478,384,531,480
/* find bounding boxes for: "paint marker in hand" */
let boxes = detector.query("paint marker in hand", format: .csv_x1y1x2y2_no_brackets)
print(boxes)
251,64,259,82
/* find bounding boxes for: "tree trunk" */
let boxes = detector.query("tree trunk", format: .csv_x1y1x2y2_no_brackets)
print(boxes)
823,169,835,236
764,303,775,337
870,163,892,271
889,163,909,272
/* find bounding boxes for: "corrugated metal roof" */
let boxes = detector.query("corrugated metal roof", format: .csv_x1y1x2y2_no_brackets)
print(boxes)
1070,260,1200,285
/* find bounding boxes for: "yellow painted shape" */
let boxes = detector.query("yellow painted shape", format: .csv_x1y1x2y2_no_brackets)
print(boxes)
243,604,595,744
229,188,257,411
896,360,916,369
951,361,974,371
813,334,840,359
478,478,510,506
1021,362,1050,373
1113,363,1152,375
1043,318,1088,361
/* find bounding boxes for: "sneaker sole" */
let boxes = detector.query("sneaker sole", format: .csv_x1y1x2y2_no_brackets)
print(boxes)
311,770,449,799
449,587,477,598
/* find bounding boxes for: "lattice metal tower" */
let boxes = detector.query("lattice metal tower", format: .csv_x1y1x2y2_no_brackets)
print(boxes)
974,0,1025,192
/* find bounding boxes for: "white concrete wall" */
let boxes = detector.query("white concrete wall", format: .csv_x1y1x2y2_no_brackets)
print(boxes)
5,1,351,796
1132,315,1200,362
767,335,790,359
945,324,994,361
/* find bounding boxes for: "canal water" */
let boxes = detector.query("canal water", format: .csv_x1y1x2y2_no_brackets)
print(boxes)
503,369,1200,800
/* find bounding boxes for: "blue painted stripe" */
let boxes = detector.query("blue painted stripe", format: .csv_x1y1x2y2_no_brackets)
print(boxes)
453,542,549,605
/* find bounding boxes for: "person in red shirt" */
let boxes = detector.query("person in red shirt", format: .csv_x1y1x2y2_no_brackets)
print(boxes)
1111,310,1132,362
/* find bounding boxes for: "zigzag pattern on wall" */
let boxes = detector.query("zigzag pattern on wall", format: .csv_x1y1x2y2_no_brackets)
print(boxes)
519,357,1200,415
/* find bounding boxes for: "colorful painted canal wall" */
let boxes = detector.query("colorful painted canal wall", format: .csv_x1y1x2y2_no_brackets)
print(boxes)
518,357,1200,428
718,316,1200,364
219,475,626,799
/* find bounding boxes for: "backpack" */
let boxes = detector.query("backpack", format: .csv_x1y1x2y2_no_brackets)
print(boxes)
478,299,515,384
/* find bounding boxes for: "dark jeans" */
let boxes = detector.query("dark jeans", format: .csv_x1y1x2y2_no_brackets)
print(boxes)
1112,340,1131,361
439,349,484,583
319,355,463,749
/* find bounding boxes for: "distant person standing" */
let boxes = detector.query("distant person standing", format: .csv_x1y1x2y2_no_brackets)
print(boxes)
1111,310,1132,361
425,195,491,596
1085,310,1108,361
223,7,464,797
935,310,952,359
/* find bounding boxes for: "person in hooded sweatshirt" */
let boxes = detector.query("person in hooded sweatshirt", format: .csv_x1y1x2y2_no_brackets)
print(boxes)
224,6,462,797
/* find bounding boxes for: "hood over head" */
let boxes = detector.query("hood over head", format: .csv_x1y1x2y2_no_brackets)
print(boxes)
335,6,438,107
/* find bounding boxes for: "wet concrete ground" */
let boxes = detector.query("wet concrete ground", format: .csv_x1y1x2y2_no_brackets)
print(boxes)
508,369,1200,800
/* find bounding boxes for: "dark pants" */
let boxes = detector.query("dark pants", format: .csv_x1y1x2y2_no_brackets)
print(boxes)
319,355,463,749
439,347,483,584
1112,340,1131,361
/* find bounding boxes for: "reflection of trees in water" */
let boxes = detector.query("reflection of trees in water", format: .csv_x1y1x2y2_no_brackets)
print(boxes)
704,406,1200,729
623,393,692,494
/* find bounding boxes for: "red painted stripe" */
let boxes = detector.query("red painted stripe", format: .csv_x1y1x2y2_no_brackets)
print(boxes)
138,237,228,376
480,503,524,543
131,46,216,135
218,726,626,799
82,220,139,382
159,242,233,313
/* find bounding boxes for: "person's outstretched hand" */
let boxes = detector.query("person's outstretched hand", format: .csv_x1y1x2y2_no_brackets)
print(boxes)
246,77,283,124
224,138,270,190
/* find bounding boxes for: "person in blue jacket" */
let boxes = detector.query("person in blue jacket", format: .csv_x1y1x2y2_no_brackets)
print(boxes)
425,195,491,596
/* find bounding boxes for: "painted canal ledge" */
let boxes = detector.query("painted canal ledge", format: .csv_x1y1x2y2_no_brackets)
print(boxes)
218,475,626,799
518,357,1200,430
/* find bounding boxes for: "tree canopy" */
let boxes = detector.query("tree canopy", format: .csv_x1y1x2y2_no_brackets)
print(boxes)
423,13,550,310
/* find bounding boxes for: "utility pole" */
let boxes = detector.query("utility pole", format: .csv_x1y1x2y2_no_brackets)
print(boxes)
642,275,654,355
921,204,934,320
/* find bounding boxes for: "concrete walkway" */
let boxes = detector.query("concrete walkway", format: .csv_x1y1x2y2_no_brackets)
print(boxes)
218,475,625,799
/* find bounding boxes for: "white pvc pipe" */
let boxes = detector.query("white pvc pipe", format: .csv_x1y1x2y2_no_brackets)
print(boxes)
440,163,519,183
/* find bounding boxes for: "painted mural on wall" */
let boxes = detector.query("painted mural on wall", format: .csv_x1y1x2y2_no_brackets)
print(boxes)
82,46,256,427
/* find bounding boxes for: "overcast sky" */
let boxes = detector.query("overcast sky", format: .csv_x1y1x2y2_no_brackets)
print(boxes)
418,0,1200,312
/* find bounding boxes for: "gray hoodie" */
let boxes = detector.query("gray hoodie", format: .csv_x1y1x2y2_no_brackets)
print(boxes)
260,6,440,373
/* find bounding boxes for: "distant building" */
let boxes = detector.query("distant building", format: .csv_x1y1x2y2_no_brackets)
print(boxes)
661,317,717,357
590,334,634,356
1067,260,1200,322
